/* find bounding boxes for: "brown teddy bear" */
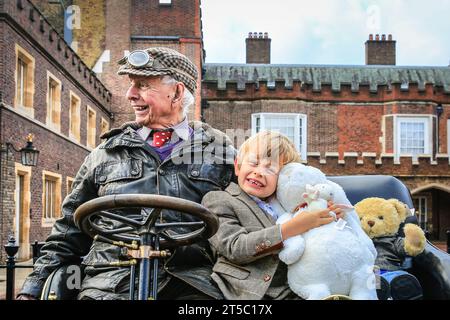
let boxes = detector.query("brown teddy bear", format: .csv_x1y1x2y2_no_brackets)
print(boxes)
354,197,426,300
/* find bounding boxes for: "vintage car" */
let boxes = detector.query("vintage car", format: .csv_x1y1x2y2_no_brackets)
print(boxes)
40,175,450,300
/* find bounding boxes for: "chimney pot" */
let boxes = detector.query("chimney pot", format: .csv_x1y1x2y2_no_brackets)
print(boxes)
366,33,396,65
248,32,253,38
369,34,374,41
246,31,271,64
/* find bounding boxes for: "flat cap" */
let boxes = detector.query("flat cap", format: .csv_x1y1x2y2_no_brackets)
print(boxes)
117,47,198,94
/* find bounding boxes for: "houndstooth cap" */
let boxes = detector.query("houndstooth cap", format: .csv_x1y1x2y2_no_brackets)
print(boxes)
117,47,199,94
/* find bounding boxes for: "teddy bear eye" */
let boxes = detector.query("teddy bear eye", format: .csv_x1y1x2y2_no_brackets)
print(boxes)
378,216,384,220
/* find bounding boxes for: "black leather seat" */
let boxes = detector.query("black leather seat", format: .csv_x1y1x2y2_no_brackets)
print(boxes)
329,175,450,300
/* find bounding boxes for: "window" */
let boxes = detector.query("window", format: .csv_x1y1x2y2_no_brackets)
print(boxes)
69,92,81,142
42,171,62,225
66,177,75,194
396,117,431,157
86,105,97,148
159,0,172,5
15,44,35,116
413,196,427,231
46,72,62,131
251,113,307,159
101,117,110,138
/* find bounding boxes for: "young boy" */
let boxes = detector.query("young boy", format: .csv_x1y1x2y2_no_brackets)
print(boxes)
202,131,344,300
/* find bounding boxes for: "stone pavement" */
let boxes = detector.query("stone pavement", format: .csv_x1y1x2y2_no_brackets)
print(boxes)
0,259,33,300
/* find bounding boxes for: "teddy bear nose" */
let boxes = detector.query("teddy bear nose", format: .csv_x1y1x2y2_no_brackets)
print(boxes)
367,220,375,227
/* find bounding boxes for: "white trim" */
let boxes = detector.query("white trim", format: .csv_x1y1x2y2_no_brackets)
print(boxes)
69,91,81,142
46,71,62,132
413,196,428,231
395,115,432,160
251,113,307,160
447,119,450,155
86,105,97,149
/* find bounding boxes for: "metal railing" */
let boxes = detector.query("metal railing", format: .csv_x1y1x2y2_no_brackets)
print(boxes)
0,236,44,300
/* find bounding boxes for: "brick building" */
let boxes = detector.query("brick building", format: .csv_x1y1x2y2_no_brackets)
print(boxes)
0,0,112,262
70,0,205,126
202,32,450,241
0,0,204,262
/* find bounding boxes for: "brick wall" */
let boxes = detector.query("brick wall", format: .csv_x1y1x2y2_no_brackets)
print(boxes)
93,0,203,127
203,82,450,155
0,0,112,262
30,0,68,36
1,0,111,110
365,34,396,65
246,33,271,64
131,0,199,38
72,0,106,68
0,153,15,263
1,109,91,259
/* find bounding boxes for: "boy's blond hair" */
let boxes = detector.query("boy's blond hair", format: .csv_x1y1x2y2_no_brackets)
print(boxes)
237,131,301,167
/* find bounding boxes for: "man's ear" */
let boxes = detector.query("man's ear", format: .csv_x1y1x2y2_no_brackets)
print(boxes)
172,82,185,102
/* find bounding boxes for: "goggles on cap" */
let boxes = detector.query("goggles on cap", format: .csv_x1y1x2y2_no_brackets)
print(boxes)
118,50,165,69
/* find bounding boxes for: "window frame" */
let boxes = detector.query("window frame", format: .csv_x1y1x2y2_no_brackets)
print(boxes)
66,176,75,195
15,44,35,117
46,71,62,131
395,116,432,158
101,117,110,138
413,196,428,231
69,91,81,142
86,105,97,149
42,170,62,227
159,0,172,6
251,113,307,160
447,119,450,155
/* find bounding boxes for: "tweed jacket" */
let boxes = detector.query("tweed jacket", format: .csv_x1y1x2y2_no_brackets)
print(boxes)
202,182,292,300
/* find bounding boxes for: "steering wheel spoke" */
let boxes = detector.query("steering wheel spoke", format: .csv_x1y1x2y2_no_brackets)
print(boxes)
74,194,219,249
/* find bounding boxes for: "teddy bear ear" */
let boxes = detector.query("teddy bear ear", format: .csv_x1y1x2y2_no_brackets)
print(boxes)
387,198,410,222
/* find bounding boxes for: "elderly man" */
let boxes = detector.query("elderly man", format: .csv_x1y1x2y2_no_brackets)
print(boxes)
18,47,235,300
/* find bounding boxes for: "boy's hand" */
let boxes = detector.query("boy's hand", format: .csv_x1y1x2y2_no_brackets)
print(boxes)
327,201,345,220
281,207,337,240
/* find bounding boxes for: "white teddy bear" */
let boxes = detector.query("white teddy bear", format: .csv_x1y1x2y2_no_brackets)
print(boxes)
271,163,378,300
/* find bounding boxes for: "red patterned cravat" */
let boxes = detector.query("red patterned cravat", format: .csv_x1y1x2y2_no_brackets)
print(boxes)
151,129,173,147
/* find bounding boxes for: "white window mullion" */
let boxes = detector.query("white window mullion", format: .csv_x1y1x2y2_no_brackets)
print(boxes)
396,117,430,157
251,112,307,159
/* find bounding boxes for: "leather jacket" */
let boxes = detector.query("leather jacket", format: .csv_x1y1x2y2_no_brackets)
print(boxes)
20,121,236,299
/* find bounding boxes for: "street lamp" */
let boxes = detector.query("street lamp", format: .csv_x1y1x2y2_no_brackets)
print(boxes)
4,133,40,166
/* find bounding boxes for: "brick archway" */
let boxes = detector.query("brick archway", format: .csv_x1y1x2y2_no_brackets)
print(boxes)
411,184,450,241
411,183,450,195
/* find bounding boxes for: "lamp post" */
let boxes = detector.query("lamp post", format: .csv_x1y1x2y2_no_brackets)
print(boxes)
4,133,40,167
0,134,39,283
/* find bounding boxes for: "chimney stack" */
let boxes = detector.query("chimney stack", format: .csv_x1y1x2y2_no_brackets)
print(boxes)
246,31,271,64
365,34,396,65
